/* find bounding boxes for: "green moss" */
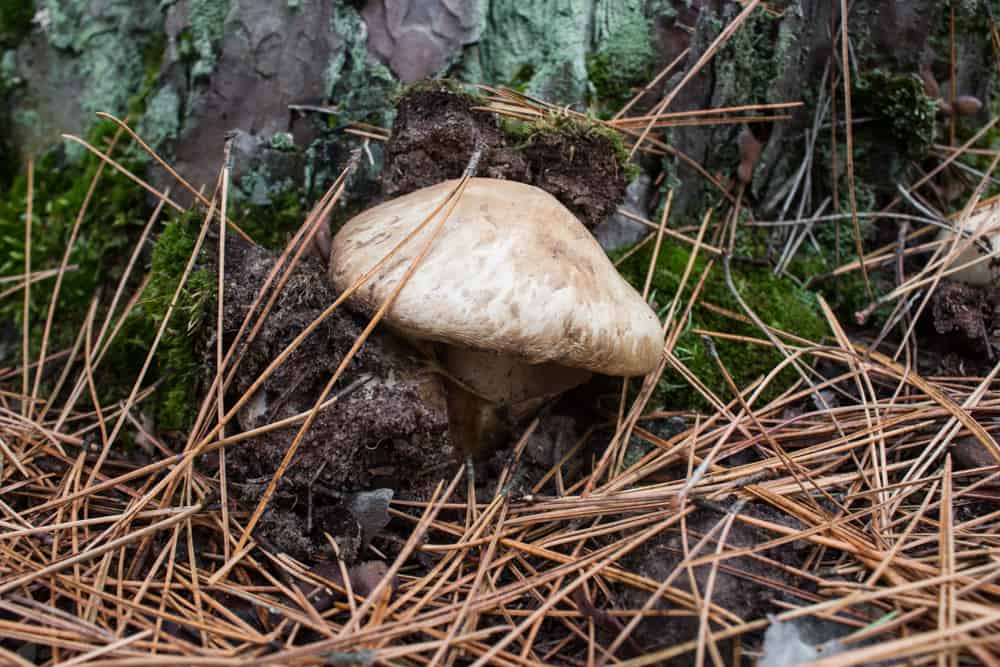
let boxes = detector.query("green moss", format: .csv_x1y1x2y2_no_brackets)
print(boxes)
852,69,937,162
0,120,211,428
127,30,167,117
0,122,149,341
232,186,304,250
587,0,654,114
613,242,829,411
392,77,487,107
115,214,215,431
0,117,221,431
586,53,647,114
508,63,536,92
0,0,34,49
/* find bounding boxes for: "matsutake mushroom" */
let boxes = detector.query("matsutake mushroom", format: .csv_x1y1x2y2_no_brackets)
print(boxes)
329,178,662,458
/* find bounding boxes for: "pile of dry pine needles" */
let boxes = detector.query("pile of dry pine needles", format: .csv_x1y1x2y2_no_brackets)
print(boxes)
3,1,1000,664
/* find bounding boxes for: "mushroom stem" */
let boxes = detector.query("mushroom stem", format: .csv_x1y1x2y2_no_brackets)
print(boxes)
445,382,508,460
442,347,591,458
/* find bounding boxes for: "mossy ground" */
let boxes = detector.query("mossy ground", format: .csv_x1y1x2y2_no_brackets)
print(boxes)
114,214,214,432
0,121,215,433
230,186,305,250
614,240,829,411
0,124,148,336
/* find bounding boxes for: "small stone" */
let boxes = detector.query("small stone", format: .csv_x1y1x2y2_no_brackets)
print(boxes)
594,174,654,252
347,488,394,539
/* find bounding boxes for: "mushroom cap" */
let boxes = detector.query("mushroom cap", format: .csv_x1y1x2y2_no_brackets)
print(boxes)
938,199,1000,286
329,178,663,377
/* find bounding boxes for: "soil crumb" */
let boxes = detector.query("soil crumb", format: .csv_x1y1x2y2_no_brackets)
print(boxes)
381,83,629,229
216,236,453,561
930,280,1000,367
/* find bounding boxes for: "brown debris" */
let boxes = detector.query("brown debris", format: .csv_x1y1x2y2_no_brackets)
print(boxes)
930,280,1000,361
219,236,454,560
737,128,763,184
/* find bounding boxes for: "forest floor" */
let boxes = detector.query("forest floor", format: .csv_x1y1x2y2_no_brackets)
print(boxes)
2,6,1000,667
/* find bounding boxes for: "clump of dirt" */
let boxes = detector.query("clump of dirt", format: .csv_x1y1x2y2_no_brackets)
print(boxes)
381,83,528,196
517,116,633,230
930,280,1000,366
216,236,454,561
381,82,629,228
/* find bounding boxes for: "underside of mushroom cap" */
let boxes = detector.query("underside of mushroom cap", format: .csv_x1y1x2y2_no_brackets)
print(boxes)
329,178,663,377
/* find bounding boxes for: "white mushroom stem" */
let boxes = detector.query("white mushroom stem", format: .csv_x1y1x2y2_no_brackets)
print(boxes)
442,347,591,458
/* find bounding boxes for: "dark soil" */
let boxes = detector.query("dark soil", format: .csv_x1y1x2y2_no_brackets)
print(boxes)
928,280,1000,375
381,84,628,229
214,236,454,561
617,501,821,664
381,85,527,197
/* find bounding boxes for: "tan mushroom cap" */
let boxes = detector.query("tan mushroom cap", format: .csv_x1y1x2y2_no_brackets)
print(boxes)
329,178,663,377
938,198,1000,286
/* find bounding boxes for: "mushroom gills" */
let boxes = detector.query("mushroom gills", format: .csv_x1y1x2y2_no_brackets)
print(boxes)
442,347,591,458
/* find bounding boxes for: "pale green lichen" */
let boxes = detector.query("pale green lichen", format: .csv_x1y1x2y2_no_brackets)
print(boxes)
326,3,398,128
43,0,152,110
269,131,296,151
0,49,16,84
458,0,592,104
185,0,229,80
138,84,182,150
4,0,162,158
587,0,655,112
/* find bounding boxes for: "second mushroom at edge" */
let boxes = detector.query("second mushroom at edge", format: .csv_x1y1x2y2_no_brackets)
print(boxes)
328,177,663,459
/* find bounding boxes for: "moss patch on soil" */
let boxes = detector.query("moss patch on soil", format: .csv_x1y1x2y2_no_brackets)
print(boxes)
113,213,215,432
614,241,829,412
0,117,220,433
0,124,149,342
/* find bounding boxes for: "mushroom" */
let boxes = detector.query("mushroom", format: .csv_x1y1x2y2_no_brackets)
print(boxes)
938,200,1000,286
953,95,984,117
329,178,663,458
